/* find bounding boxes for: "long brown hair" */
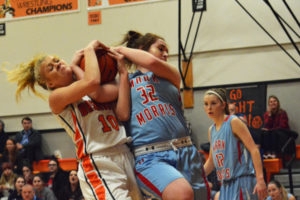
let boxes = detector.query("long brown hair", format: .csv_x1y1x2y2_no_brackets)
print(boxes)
268,180,288,200
120,30,165,69
268,95,282,114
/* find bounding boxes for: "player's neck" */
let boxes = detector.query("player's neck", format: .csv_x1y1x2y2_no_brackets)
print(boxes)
214,114,227,128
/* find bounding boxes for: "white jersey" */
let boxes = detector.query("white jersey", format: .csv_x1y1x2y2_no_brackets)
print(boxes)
56,96,128,159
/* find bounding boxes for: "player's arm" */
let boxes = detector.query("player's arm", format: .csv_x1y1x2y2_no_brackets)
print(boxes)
49,40,102,114
70,49,85,80
204,127,215,176
108,49,130,121
113,46,181,90
231,118,267,200
69,45,120,103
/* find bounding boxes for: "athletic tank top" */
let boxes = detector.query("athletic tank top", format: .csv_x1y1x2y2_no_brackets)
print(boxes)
210,115,255,182
56,96,128,159
125,71,188,147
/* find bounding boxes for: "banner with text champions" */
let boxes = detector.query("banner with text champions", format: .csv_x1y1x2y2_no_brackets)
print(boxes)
0,0,79,22
87,0,166,10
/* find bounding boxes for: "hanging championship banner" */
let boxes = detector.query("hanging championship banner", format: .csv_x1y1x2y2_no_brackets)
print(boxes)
87,0,167,10
0,0,79,22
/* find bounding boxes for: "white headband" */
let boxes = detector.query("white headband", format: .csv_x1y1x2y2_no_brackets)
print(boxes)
205,90,224,102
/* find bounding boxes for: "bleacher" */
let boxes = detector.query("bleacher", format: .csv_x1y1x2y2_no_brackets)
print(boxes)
33,158,78,174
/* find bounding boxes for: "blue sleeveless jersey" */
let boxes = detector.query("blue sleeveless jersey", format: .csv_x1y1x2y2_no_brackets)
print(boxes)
210,115,255,183
125,71,188,147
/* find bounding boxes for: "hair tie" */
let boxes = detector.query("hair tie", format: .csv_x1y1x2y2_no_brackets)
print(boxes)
205,90,224,102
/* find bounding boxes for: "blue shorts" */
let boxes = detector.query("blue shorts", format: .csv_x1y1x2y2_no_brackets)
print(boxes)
220,175,257,200
134,145,209,200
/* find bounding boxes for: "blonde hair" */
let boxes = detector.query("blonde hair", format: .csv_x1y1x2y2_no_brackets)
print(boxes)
268,180,289,200
3,54,48,101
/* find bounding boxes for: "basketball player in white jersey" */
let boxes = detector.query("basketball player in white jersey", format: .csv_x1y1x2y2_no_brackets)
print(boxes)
6,40,142,200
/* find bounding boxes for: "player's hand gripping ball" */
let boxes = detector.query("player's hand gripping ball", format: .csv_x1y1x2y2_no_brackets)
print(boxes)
80,48,118,84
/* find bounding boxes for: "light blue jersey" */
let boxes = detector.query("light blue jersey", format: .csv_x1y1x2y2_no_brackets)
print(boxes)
126,71,209,200
211,115,257,200
126,71,188,147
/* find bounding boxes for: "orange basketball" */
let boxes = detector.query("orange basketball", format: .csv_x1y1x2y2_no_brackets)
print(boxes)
79,49,118,84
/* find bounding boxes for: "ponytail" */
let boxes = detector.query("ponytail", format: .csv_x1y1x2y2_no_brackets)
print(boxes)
120,30,164,70
3,54,48,101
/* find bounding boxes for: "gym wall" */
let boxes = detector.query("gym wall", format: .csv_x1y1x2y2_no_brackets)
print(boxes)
0,0,299,157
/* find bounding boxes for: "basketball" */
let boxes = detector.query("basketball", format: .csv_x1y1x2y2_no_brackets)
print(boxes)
79,48,118,84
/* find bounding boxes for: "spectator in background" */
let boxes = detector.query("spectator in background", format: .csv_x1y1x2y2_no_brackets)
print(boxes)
267,180,295,200
61,170,83,200
8,175,25,200
45,157,68,199
22,165,34,185
0,162,17,198
228,102,248,124
263,95,289,131
15,117,43,165
262,95,291,159
0,120,8,162
1,139,23,175
33,174,57,200
21,184,41,200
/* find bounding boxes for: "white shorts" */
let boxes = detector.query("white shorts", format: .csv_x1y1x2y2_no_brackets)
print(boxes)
78,144,143,200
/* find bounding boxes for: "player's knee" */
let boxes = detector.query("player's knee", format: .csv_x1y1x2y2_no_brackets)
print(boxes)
163,187,193,200
162,178,194,200
180,186,194,200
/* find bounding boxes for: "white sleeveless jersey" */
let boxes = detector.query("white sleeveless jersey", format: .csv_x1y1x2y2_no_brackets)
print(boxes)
56,96,128,159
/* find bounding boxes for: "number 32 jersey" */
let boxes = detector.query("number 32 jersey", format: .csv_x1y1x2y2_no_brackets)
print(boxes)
56,96,128,159
126,71,189,148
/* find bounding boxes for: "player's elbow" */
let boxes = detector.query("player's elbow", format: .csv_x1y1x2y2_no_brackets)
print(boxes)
85,78,100,91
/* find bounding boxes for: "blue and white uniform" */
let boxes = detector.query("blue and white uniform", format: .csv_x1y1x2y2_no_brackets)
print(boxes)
210,115,257,200
126,71,209,200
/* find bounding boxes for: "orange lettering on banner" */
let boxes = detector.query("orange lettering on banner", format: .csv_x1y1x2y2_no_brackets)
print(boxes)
0,0,78,20
228,89,263,129
88,11,101,25
229,89,242,100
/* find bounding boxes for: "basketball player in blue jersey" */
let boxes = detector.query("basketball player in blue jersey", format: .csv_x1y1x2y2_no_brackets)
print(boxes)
110,31,210,200
203,88,267,200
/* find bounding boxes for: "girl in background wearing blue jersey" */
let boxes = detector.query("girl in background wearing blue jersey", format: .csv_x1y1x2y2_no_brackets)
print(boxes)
110,31,210,200
203,88,267,200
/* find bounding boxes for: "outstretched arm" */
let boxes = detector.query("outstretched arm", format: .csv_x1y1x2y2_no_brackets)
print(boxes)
113,46,181,89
